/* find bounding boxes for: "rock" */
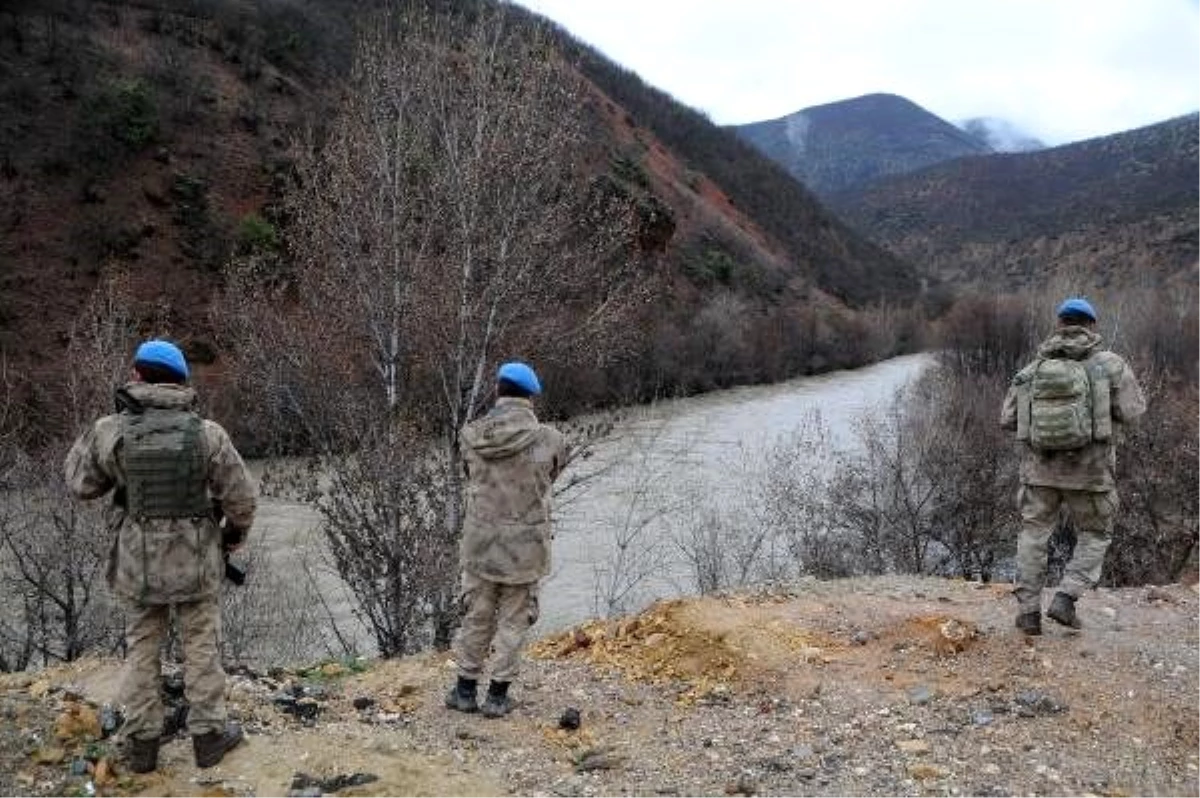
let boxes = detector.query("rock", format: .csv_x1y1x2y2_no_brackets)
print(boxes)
896,739,931,754
971,708,994,726
284,698,321,722
907,684,935,705
1014,690,1067,715
294,772,379,793
723,775,756,796
1101,607,1117,619
288,788,322,798
1146,586,1175,604
69,758,90,776
791,744,817,764
575,746,622,772
99,705,123,739
908,763,947,780
31,747,66,765
559,707,582,730
850,630,871,646
799,646,824,663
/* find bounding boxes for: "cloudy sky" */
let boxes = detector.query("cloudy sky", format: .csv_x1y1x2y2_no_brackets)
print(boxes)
510,0,1199,146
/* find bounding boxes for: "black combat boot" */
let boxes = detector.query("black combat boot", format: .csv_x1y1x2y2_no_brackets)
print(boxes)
125,736,159,774
1047,592,1081,629
481,680,511,718
444,676,479,713
192,721,244,768
1015,611,1042,636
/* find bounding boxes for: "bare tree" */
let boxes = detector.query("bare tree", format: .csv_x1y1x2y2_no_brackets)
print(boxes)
219,5,641,657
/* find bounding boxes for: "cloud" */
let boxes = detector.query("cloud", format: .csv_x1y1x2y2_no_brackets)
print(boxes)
513,0,1199,144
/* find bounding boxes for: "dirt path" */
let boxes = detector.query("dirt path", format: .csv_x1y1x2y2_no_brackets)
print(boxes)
2,575,1196,796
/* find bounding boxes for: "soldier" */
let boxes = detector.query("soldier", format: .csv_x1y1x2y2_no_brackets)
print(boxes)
64,340,257,772
1001,298,1146,634
445,361,568,718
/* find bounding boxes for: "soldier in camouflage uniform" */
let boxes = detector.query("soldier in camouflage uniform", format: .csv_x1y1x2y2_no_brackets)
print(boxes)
1000,298,1146,635
64,340,257,772
446,361,568,718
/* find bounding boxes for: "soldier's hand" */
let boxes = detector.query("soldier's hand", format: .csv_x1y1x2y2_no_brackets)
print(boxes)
222,524,248,553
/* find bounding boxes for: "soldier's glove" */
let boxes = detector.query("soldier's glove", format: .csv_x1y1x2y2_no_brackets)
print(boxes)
222,524,248,553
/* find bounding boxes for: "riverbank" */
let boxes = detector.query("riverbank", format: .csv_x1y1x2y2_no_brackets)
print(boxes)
237,354,935,665
2,574,1196,797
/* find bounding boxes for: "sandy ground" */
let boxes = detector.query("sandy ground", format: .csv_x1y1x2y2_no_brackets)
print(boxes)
1,575,1196,797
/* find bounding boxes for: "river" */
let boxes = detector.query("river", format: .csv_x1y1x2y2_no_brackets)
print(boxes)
243,353,932,660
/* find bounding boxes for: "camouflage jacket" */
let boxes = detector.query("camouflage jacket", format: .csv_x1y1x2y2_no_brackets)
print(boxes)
64,382,257,604
1000,327,1147,491
459,397,567,584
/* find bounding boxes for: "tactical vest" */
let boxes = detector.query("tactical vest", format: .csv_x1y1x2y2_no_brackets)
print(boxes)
120,408,211,519
1014,355,1112,451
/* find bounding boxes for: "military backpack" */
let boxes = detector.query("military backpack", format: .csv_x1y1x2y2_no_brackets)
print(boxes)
1014,355,1112,452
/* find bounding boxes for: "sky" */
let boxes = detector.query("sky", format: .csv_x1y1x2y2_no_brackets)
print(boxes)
510,0,1200,146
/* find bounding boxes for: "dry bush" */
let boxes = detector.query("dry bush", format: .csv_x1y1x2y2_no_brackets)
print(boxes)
0,275,140,670
756,412,860,579
0,450,124,670
220,528,353,667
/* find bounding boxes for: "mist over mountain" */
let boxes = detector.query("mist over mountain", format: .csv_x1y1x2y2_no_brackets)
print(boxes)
959,117,1045,153
731,93,992,198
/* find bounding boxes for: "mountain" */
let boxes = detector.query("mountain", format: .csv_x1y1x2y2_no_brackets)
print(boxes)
731,93,993,198
826,114,1199,292
959,117,1044,153
0,1,923,442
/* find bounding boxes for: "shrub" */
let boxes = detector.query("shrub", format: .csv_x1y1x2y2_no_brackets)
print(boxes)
237,213,280,255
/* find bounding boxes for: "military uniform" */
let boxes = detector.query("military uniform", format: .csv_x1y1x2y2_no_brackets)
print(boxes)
453,396,566,695
1001,325,1146,618
64,381,256,745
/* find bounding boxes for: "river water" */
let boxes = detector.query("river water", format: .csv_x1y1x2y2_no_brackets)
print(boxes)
246,353,932,658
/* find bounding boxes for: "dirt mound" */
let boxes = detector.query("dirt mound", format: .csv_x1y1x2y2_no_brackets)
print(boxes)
531,592,986,704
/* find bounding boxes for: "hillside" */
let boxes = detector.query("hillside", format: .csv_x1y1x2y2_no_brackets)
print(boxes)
1,576,1196,796
826,115,1200,292
731,93,993,198
0,1,923,444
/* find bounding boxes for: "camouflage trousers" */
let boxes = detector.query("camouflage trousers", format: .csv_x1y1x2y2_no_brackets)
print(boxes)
452,571,539,683
121,598,226,741
1015,484,1118,614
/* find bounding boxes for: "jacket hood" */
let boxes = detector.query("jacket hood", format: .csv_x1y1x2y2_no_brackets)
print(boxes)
462,398,539,460
116,381,198,413
1037,326,1103,360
